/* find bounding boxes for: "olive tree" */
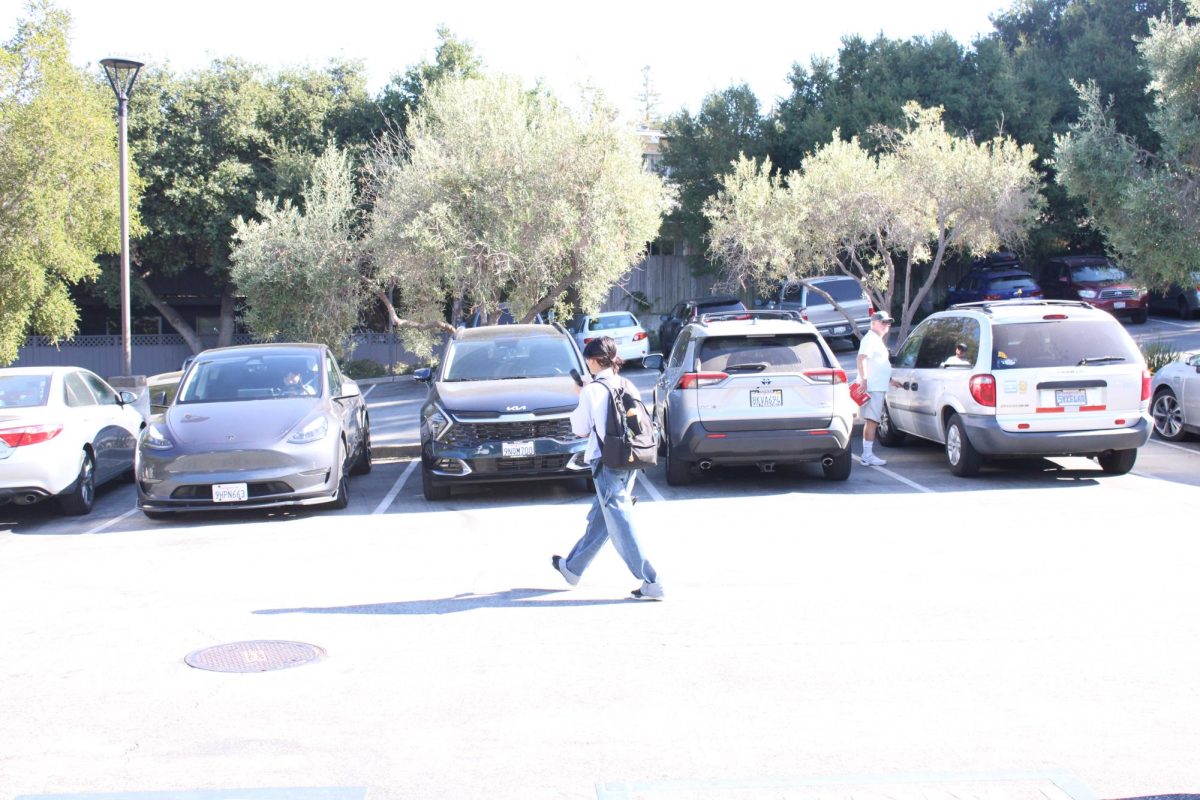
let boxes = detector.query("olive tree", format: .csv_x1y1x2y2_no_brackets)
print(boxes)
707,103,1043,341
366,75,672,356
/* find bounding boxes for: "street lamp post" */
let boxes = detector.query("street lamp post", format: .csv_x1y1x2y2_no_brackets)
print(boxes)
100,57,143,378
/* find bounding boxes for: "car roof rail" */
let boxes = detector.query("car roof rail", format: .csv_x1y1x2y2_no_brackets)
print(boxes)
948,298,1093,314
696,309,805,325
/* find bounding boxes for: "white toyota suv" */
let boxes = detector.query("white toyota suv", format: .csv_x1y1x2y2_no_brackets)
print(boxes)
878,299,1152,476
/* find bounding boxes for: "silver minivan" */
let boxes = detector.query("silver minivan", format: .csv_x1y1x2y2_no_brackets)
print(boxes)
879,299,1152,476
761,275,873,345
651,310,857,485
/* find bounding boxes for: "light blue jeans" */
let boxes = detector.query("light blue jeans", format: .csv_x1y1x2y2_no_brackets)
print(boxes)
563,463,658,584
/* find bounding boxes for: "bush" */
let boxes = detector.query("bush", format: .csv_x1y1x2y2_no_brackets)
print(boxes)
1141,341,1180,374
340,358,388,380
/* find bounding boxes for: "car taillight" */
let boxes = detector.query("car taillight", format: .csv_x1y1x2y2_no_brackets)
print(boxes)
0,424,63,448
632,331,648,342
867,305,875,317
679,372,728,389
983,293,1002,301
1142,369,1151,402
583,337,594,344
803,369,848,384
1030,290,1043,297
969,374,996,407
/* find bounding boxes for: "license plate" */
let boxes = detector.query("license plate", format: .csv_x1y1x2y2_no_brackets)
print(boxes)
750,389,783,408
1113,301,1125,309
831,326,848,334
502,441,535,457
1055,389,1087,406
212,483,248,503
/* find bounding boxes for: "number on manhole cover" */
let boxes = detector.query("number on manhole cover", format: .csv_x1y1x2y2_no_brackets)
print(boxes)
185,640,325,673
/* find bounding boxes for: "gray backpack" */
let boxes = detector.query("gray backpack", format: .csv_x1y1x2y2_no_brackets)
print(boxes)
594,376,658,470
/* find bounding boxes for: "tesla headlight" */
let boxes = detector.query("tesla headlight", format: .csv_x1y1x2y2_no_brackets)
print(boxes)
1077,289,1098,299
288,416,329,444
142,424,174,450
422,404,451,441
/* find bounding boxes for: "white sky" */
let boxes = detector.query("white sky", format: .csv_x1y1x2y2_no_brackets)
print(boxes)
2,0,1007,119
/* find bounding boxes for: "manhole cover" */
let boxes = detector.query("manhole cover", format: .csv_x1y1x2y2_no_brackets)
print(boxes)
184,640,326,673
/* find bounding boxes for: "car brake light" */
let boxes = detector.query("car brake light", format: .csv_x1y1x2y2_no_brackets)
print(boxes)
0,424,63,448
803,369,848,384
969,374,996,407
583,337,594,344
679,372,728,389
867,305,875,317
1142,369,1151,402
983,293,1002,301
1043,314,1068,320
632,331,648,342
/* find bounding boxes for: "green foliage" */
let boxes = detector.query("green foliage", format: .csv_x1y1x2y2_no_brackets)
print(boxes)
0,2,125,364
230,146,365,356
1141,340,1180,374
375,26,484,136
1056,1,1200,290
339,358,388,380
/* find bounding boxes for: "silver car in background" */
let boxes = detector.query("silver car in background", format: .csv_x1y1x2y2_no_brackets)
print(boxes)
760,274,873,346
136,344,371,519
570,311,650,365
1150,349,1200,441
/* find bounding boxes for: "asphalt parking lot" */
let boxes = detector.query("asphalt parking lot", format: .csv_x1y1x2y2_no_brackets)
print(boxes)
2,314,1199,799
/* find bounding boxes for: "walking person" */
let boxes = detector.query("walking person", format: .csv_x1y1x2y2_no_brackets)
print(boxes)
551,337,664,600
856,311,895,467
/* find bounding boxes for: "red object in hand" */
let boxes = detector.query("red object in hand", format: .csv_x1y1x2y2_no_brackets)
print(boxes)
849,383,871,406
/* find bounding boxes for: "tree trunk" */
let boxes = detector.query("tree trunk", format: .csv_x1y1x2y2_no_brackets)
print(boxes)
217,283,237,347
377,290,456,334
137,277,205,355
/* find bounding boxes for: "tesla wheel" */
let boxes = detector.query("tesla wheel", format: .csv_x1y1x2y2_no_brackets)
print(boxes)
877,402,906,447
822,447,852,481
350,423,373,475
664,432,691,486
59,451,96,516
328,443,350,509
422,464,451,501
1098,448,1138,474
945,414,982,477
1152,389,1186,441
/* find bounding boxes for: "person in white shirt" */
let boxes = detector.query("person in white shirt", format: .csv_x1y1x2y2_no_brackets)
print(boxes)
855,311,896,467
551,336,663,600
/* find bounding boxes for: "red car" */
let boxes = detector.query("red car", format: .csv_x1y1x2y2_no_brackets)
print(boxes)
1042,255,1149,324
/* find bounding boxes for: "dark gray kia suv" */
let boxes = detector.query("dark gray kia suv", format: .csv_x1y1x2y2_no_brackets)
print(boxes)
414,324,591,500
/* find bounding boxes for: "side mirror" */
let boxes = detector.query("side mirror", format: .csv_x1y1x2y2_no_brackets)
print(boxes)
151,390,168,407
414,367,433,383
889,354,899,366
642,354,664,372
118,390,138,405
753,298,764,308
338,380,361,399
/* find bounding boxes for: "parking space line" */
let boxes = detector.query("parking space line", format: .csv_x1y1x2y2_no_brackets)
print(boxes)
1147,317,1192,329
868,464,937,493
362,384,377,399
372,459,419,515
637,472,665,502
1148,438,1200,456
82,507,139,536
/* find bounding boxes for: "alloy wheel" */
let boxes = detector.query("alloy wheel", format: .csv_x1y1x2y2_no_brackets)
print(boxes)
1152,393,1183,439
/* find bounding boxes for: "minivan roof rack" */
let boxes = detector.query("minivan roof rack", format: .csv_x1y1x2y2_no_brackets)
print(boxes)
697,309,805,325
948,298,1093,314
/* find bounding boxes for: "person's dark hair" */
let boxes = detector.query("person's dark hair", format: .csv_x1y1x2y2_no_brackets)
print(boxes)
955,342,967,353
582,336,623,372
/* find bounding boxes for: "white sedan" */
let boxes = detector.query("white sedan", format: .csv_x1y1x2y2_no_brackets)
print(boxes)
1150,349,1200,441
571,312,650,365
0,367,144,515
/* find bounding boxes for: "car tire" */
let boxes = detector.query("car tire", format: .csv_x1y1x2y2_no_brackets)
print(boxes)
657,409,668,456
1152,389,1187,441
327,443,350,509
422,464,451,501
59,451,96,516
1131,309,1148,324
1098,448,1138,474
877,402,906,447
822,447,852,481
350,423,372,475
944,414,982,477
664,432,691,486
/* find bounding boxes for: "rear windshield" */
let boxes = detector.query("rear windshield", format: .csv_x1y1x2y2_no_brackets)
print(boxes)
694,300,744,315
443,336,579,381
0,375,51,408
1070,264,1127,283
699,334,830,374
991,320,1142,370
177,354,323,403
804,280,866,306
589,314,637,331
988,275,1039,291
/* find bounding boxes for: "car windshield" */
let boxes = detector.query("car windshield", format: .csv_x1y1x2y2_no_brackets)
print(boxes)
442,336,579,381
589,314,638,331
699,334,830,374
176,354,322,403
992,320,1141,370
1070,264,1127,283
0,375,51,408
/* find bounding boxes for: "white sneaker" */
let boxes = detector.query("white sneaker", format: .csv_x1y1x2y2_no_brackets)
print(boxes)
860,453,888,467
551,555,580,586
631,580,664,600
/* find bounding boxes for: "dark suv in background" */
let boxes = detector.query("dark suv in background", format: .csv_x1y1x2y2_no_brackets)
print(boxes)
415,324,590,500
945,252,1042,306
658,295,746,354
